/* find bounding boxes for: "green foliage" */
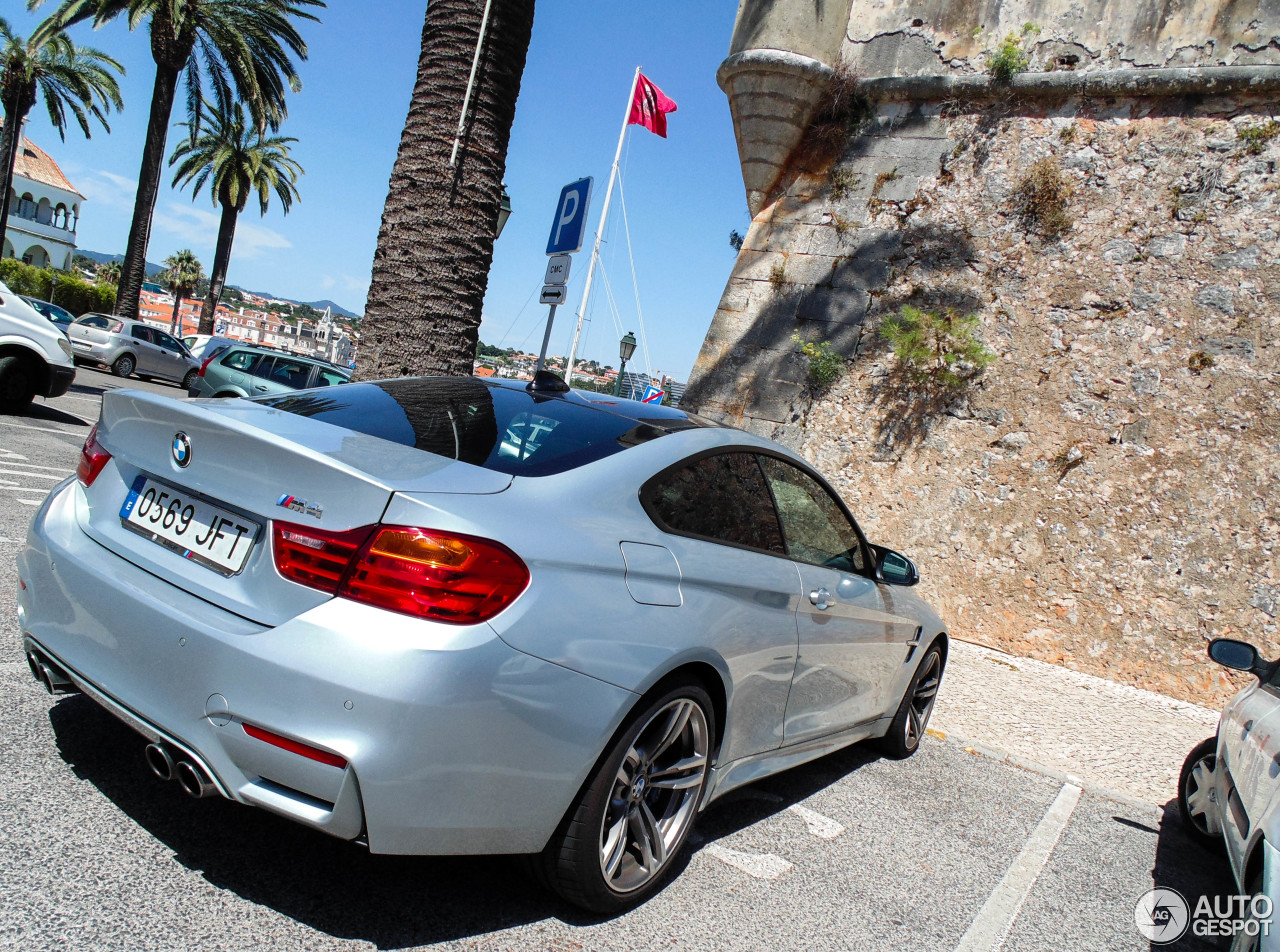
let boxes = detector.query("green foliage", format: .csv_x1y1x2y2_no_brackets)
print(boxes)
768,261,788,290
986,31,1031,82
880,305,996,388
830,167,861,201
1014,157,1073,236
791,332,845,388
1238,121,1280,156
729,229,744,252
0,257,115,315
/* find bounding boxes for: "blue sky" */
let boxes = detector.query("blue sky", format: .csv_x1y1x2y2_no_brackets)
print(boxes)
12,2,747,381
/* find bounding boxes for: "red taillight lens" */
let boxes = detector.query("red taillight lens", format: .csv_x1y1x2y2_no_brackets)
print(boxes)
76,424,111,486
197,353,219,377
242,723,347,768
108,320,123,333
272,522,376,594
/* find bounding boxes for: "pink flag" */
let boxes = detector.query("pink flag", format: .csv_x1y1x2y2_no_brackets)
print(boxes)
628,73,678,138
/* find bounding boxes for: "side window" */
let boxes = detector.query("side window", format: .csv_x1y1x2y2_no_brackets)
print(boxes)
221,350,261,373
644,452,785,554
757,456,865,573
130,325,153,343
315,368,348,387
154,330,180,350
270,357,312,388
80,316,108,329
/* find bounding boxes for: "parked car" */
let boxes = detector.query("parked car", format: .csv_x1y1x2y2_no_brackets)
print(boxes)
181,334,238,362
0,279,76,412
1179,640,1280,950
16,376,947,912
67,314,199,389
187,343,350,398
19,295,75,335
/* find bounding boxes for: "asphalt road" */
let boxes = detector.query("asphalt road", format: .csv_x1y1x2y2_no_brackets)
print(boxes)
0,369,1241,952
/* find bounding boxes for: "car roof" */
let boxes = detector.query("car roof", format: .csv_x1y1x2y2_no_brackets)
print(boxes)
485,376,714,431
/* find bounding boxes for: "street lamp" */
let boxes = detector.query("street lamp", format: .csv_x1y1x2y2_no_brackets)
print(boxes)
613,330,637,397
496,184,512,239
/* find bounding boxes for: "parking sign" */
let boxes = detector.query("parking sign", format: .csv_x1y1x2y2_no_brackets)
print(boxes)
546,177,593,255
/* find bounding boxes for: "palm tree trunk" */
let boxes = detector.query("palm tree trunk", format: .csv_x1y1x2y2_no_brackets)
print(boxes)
170,291,184,334
0,85,37,259
355,0,536,380
198,200,238,335
115,63,183,318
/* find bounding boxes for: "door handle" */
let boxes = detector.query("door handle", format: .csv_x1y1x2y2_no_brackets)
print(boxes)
253,385,268,391
809,588,832,610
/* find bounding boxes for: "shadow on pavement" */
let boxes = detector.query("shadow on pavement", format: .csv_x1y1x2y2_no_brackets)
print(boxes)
19,402,91,427
47,693,878,946
1151,800,1235,951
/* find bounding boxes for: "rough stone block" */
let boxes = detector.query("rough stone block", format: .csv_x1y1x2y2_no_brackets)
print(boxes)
877,175,925,202
1210,246,1260,270
731,249,787,282
1195,285,1236,315
1144,233,1187,258
827,255,892,290
797,286,870,325
783,252,841,285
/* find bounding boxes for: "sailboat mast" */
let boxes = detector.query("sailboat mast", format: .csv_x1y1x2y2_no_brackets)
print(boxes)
564,65,641,389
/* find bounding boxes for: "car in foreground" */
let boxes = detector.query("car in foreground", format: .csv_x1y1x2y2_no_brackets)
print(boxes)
19,295,75,335
16,375,948,912
1180,640,1280,950
0,280,76,412
67,314,199,388
187,343,350,398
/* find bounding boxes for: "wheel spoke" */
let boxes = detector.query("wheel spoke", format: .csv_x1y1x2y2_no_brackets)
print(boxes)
648,753,708,789
615,750,640,791
602,813,629,878
649,700,693,760
629,805,656,871
915,677,940,699
639,801,667,867
907,706,921,742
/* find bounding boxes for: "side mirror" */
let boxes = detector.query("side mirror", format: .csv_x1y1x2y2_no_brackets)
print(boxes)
1208,638,1267,675
874,545,919,586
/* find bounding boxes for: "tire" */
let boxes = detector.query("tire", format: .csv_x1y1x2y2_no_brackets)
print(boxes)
181,369,198,391
534,682,715,913
0,354,37,413
1178,737,1224,848
1230,871,1267,952
877,644,944,760
214,390,239,399
111,354,135,378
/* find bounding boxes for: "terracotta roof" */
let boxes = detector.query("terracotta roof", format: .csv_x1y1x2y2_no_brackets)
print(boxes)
3,126,83,198
474,366,496,377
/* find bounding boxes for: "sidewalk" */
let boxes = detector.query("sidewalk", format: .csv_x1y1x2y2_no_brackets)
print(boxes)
929,639,1221,806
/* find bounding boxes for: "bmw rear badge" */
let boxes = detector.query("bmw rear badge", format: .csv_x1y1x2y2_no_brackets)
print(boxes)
172,432,192,467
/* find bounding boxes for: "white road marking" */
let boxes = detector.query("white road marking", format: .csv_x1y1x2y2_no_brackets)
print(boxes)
0,486,52,494
0,461,70,473
18,499,41,506
701,843,794,880
953,783,1082,952
0,449,29,460
0,469,63,480
0,419,84,436
787,804,845,839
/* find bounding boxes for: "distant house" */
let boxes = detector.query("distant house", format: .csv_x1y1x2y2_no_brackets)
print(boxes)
2,126,83,271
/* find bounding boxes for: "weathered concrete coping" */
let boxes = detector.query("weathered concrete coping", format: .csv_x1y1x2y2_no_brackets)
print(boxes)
716,48,834,94
861,64,1280,103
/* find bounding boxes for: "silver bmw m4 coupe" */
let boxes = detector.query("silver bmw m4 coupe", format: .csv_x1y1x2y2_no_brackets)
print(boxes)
17,375,948,912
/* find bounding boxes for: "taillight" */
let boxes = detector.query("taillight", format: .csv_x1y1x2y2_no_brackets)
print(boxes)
76,424,111,486
272,522,376,594
197,352,219,377
272,520,529,625
108,320,123,333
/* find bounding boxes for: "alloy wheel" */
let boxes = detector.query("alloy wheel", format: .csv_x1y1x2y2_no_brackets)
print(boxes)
598,697,709,894
905,651,942,747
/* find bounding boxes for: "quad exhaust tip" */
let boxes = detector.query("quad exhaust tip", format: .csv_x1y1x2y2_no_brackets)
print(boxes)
175,760,216,799
26,650,77,696
144,743,176,782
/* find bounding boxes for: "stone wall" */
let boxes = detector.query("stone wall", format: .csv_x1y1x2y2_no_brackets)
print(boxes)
686,29,1280,701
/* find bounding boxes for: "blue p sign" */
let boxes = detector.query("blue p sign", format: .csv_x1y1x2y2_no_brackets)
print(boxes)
546,177,593,255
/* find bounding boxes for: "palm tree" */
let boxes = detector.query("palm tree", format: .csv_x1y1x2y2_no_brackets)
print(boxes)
31,0,324,319
163,248,202,334
169,99,301,334
96,258,120,285
354,0,535,381
0,15,122,257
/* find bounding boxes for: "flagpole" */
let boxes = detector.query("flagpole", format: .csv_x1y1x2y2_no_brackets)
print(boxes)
564,65,641,390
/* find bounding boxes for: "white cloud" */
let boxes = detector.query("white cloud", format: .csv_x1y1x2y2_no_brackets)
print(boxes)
75,169,138,212
152,202,291,260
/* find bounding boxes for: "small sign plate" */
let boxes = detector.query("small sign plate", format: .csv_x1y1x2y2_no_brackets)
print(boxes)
544,254,572,286
540,285,568,305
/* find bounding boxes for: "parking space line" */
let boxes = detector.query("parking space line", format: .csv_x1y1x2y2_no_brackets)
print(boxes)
787,804,845,839
953,782,1082,952
701,843,794,880
0,420,85,436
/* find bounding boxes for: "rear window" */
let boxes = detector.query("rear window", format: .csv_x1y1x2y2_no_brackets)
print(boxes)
260,377,684,477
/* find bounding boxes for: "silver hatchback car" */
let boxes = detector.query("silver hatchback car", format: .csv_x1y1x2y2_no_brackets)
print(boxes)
67,314,199,388
17,376,948,912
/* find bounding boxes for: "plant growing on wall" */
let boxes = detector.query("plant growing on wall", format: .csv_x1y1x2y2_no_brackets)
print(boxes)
986,23,1039,82
801,64,874,168
791,332,845,388
1014,157,1073,236
880,305,996,388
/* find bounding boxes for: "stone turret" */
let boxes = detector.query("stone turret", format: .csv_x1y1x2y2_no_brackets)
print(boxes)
688,0,1280,703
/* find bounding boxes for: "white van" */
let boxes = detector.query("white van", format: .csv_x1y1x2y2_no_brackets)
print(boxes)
0,279,76,412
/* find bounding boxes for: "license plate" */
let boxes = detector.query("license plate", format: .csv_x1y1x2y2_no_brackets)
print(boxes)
120,475,261,576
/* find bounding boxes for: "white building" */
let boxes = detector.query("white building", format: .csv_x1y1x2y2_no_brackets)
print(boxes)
2,129,84,270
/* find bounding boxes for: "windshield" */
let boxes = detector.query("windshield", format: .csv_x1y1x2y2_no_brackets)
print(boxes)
260,377,686,476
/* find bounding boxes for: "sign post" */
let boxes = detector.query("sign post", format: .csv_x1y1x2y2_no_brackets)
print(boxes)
533,179,592,385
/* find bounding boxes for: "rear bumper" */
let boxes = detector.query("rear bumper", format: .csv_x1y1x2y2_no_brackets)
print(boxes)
43,363,75,399
17,479,635,854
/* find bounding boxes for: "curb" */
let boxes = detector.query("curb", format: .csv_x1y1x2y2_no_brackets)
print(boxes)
924,726,1168,818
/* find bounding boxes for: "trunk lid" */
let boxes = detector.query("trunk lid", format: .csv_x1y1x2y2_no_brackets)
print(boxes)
81,390,511,626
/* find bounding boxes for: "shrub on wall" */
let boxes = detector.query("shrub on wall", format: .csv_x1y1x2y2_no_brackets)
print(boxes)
880,305,996,388
1014,157,1073,236
0,258,116,315
791,332,845,388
